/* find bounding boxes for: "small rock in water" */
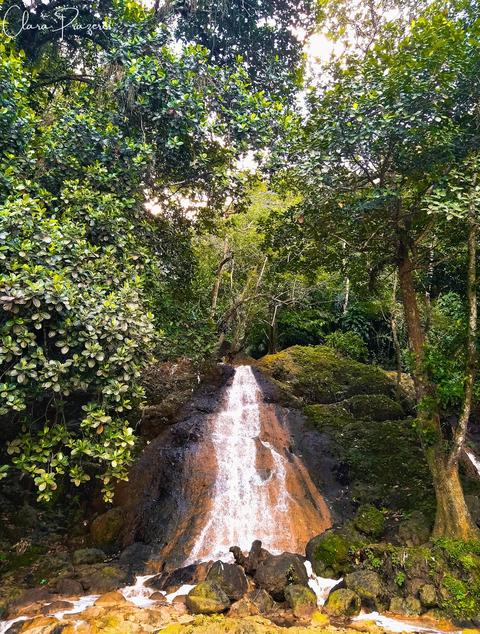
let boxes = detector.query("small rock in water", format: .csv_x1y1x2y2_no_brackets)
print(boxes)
40,600,73,615
186,581,230,614
19,616,59,633
94,591,129,606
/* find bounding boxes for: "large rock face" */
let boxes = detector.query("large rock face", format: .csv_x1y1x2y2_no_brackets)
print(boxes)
254,553,308,601
258,345,434,517
121,364,235,567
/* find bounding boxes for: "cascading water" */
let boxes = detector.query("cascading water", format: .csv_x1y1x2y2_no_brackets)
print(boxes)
466,448,480,478
187,365,331,562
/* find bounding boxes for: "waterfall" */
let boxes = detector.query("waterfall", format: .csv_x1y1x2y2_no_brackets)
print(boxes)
466,448,480,478
187,365,330,562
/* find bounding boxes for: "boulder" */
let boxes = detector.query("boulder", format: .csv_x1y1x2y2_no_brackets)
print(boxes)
324,588,361,617
228,597,259,617
72,548,106,566
186,581,230,614
119,542,153,571
248,588,276,614
147,562,211,592
39,601,73,616
254,553,308,601
353,505,385,538
389,596,422,616
306,529,354,577
206,561,248,601
284,584,317,619
76,563,127,592
397,511,430,546
94,591,128,606
419,583,437,608
345,570,384,608
54,578,83,596
90,508,125,548
19,617,59,633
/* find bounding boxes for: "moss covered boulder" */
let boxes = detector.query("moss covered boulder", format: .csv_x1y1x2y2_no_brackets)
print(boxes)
206,561,248,601
284,584,317,619
186,581,230,614
259,345,434,516
324,588,361,617
306,528,361,577
354,505,385,538
258,346,395,404
344,570,385,610
254,553,308,601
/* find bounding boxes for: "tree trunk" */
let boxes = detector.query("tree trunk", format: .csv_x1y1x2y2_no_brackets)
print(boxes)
268,304,279,354
210,240,231,319
429,451,479,539
449,179,478,470
390,271,402,392
397,239,478,538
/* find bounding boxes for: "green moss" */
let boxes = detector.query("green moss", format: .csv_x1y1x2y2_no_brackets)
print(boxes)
259,345,395,404
344,394,404,421
441,574,480,620
354,504,385,538
260,345,434,516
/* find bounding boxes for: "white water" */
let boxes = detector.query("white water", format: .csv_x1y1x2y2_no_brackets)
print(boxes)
466,448,480,477
188,365,292,562
121,575,156,607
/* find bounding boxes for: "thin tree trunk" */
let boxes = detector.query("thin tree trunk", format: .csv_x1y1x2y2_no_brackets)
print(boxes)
397,238,478,539
390,271,402,391
268,304,279,354
449,178,478,470
210,240,231,319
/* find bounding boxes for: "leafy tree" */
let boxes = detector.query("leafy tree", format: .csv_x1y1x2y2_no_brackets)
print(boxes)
273,1,480,537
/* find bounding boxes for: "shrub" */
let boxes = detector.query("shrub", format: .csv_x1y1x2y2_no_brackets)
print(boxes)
324,331,368,361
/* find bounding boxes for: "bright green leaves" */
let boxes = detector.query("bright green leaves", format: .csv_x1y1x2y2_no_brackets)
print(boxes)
0,191,156,502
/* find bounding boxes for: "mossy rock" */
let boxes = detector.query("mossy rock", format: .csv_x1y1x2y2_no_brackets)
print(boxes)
258,346,395,404
397,511,431,546
389,595,422,616
90,508,125,548
259,345,434,516
345,570,384,607
354,505,385,538
306,528,361,577
324,588,361,617
284,584,317,618
343,395,404,422
186,581,230,614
